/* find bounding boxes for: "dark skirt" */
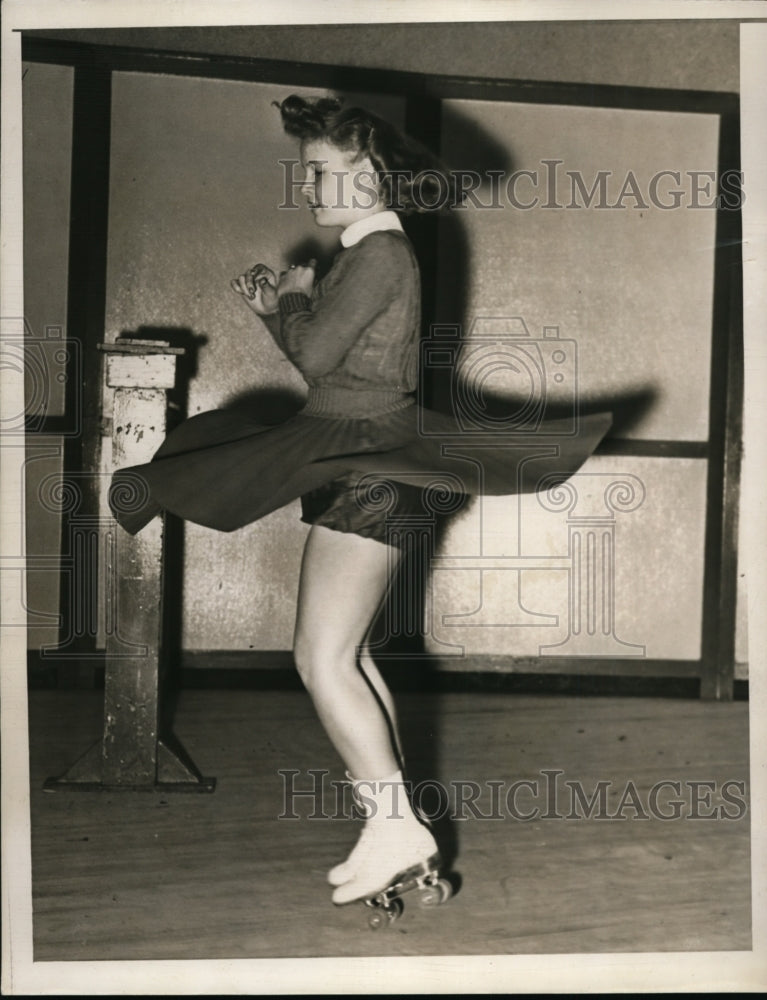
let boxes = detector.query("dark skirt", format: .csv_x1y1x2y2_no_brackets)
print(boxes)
109,393,612,538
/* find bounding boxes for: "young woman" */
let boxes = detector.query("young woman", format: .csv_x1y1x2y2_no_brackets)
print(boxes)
111,95,612,908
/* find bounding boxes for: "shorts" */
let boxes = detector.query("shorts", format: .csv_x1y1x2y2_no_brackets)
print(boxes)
300,472,428,547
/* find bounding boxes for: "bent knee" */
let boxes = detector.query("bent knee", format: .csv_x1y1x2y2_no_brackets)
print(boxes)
293,635,359,690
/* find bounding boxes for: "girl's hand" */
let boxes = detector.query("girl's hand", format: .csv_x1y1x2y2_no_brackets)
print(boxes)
278,259,317,298
230,264,279,315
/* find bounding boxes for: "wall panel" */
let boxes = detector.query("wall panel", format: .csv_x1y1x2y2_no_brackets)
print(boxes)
426,456,707,661
437,99,720,441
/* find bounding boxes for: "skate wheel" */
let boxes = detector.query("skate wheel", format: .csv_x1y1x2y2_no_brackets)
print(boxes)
368,898,402,931
436,878,453,901
418,878,452,908
368,909,387,930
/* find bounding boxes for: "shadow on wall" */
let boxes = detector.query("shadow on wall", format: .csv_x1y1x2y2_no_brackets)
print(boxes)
121,325,208,428
405,103,518,413
282,233,337,280
223,385,307,424
435,100,518,328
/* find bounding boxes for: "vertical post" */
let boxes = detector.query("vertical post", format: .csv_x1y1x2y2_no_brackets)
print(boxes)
699,107,743,700
54,61,111,687
45,340,214,791
102,364,169,784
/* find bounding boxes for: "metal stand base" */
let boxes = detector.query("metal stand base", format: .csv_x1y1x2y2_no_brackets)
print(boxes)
42,779,216,793
43,736,216,793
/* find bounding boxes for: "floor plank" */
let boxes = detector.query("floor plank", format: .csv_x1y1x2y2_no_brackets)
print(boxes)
27,688,751,959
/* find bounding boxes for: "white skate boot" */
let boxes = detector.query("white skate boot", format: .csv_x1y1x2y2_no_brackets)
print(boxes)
328,769,430,887
330,770,441,906
327,772,366,887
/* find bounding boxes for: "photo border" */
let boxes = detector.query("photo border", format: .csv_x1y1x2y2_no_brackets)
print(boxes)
2,1,766,994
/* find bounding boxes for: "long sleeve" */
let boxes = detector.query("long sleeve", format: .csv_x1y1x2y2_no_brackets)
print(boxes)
258,310,285,350
276,233,402,380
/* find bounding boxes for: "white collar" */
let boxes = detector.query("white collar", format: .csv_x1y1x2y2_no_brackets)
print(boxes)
340,211,404,248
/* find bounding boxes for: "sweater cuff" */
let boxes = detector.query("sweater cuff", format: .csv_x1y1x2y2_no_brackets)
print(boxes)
278,292,312,317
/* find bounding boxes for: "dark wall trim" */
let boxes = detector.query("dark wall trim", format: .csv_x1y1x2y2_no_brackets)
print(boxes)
699,108,743,700
596,440,709,459
28,648,750,700
21,35,739,115
54,61,112,664
172,649,704,678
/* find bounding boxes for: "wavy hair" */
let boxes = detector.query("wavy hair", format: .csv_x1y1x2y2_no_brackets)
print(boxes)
275,94,459,214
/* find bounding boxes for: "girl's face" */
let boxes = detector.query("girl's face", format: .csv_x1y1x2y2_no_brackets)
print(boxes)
300,139,384,229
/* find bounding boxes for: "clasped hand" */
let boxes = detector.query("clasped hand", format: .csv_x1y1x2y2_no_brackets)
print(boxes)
230,260,316,316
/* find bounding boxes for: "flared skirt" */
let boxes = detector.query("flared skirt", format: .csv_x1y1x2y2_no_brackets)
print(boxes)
109,401,612,535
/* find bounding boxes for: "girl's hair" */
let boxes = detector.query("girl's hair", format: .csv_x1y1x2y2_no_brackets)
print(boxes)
276,94,458,214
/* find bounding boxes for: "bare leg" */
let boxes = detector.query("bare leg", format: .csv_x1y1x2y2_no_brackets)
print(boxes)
357,641,404,768
295,527,439,900
293,525,402,780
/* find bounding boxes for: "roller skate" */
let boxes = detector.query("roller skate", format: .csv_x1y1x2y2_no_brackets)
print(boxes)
361,854,453,931
329,769,453,928
328,768,434,888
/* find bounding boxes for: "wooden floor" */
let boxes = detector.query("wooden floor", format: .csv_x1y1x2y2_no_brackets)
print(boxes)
27,686,751,960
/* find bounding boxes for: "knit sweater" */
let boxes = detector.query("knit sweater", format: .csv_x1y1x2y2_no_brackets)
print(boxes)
268,229,421,398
